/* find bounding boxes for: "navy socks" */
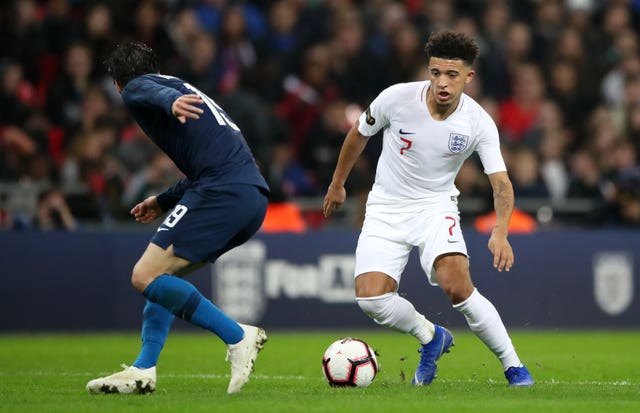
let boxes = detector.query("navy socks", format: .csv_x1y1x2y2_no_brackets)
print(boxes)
132,301,173,369
142,275,244,345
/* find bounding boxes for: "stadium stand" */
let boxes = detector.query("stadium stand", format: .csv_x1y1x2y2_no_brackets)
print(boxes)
1,0,639,230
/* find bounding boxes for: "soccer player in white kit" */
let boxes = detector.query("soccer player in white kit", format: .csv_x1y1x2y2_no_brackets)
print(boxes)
323,31,534,387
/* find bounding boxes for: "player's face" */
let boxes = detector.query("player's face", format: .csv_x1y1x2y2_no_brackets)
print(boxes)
427,57,474,107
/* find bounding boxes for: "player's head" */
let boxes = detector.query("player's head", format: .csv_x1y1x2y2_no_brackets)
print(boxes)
424,31,479,108
105,42,159,91
425,30,479,67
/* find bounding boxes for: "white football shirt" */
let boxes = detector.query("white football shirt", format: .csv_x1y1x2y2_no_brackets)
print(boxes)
358,80,506,209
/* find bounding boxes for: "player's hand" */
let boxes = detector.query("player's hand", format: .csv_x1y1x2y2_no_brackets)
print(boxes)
323,183,346,218
488,230,514,272
172,94,204,124
130,196,163,224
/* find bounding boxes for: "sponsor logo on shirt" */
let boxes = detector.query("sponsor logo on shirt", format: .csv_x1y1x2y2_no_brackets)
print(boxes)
448,132,469,153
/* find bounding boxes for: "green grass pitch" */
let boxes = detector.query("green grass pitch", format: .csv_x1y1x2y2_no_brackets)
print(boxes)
0,330,638,412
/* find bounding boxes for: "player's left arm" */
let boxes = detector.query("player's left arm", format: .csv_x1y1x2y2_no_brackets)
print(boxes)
487,171,515,272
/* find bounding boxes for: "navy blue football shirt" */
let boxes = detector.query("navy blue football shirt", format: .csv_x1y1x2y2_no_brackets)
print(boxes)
121,74,269,209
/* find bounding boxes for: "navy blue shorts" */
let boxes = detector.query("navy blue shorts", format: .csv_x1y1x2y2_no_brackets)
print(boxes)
151,184,268,263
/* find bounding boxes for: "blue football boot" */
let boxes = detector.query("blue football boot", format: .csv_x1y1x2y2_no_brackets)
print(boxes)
504,365,535,387
412,325,454,386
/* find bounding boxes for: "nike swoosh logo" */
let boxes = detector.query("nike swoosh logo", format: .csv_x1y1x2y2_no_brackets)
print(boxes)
447,239,459,243
157,227,169,232
399,129,415,135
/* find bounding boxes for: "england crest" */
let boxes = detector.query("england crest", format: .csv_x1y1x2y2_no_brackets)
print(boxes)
593,252,634,316
448,132,469,153
214,241,267,324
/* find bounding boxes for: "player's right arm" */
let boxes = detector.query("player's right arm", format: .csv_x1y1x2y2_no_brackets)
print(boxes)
131,196,163,224
323,121,369,217
122,75,203,123
324,86,393,217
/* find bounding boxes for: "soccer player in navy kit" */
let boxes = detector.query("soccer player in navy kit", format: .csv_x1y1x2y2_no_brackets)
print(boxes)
86,42,270,395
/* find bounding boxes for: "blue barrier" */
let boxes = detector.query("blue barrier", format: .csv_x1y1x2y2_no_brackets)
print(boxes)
0,230,638,331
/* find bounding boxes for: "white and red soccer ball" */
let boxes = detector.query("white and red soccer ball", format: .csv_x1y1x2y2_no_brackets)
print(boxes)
322,337,378,387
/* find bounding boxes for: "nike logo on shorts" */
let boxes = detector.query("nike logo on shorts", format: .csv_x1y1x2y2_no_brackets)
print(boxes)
399,128,416,135
157,227,169,232
447,239,460,243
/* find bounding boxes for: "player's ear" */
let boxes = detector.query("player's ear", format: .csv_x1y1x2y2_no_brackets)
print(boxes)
465,69,475,84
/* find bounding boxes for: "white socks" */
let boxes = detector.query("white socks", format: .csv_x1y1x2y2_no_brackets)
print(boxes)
357,292,435,344
454,288,522,370
357,289,523,370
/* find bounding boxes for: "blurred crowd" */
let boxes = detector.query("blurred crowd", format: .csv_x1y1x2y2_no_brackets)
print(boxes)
1,0,640,231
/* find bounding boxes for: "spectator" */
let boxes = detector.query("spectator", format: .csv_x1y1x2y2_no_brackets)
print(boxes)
35,189,77,231
568,149,603,199
530,0,564,62
302,100,373,194
264,139,318,198
0,1,638,229
276,43,338,159
217,5,259,94
477,0,512,100
46,42,95,128
498,62,545,143
257,0,303,100
83,3,118,76
601,53,640,108
130,0,176,64
413,0,454,36
547,59,596,134
175,32,220,95
328,7,388,106
386,23,425,84
509,147,550,199
0,0,45,82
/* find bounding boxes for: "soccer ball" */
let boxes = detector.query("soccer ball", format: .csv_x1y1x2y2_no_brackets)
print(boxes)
322,337,378,387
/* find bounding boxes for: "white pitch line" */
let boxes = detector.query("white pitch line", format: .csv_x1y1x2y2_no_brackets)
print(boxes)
0,371,308,380
1,372,636,386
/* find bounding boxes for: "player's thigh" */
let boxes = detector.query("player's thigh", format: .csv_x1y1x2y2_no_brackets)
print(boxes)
418,211,468,286
354,213,412,287
132,243,195,289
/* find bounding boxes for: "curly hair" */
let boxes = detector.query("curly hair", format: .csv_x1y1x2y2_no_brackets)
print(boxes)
105,42,159,87
424,31,479,66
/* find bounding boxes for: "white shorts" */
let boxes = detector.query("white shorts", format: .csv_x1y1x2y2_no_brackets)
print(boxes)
354,198,468,286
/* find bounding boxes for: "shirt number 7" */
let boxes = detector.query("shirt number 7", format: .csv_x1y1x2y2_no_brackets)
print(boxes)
400,137,412,155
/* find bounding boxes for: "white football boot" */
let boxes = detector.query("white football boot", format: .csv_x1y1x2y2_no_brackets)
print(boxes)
86,364,156,394
226,324,268,394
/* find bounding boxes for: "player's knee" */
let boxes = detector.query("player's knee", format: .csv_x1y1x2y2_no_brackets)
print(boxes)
440,282,474,305
354,272,397,297
131,265,155,293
